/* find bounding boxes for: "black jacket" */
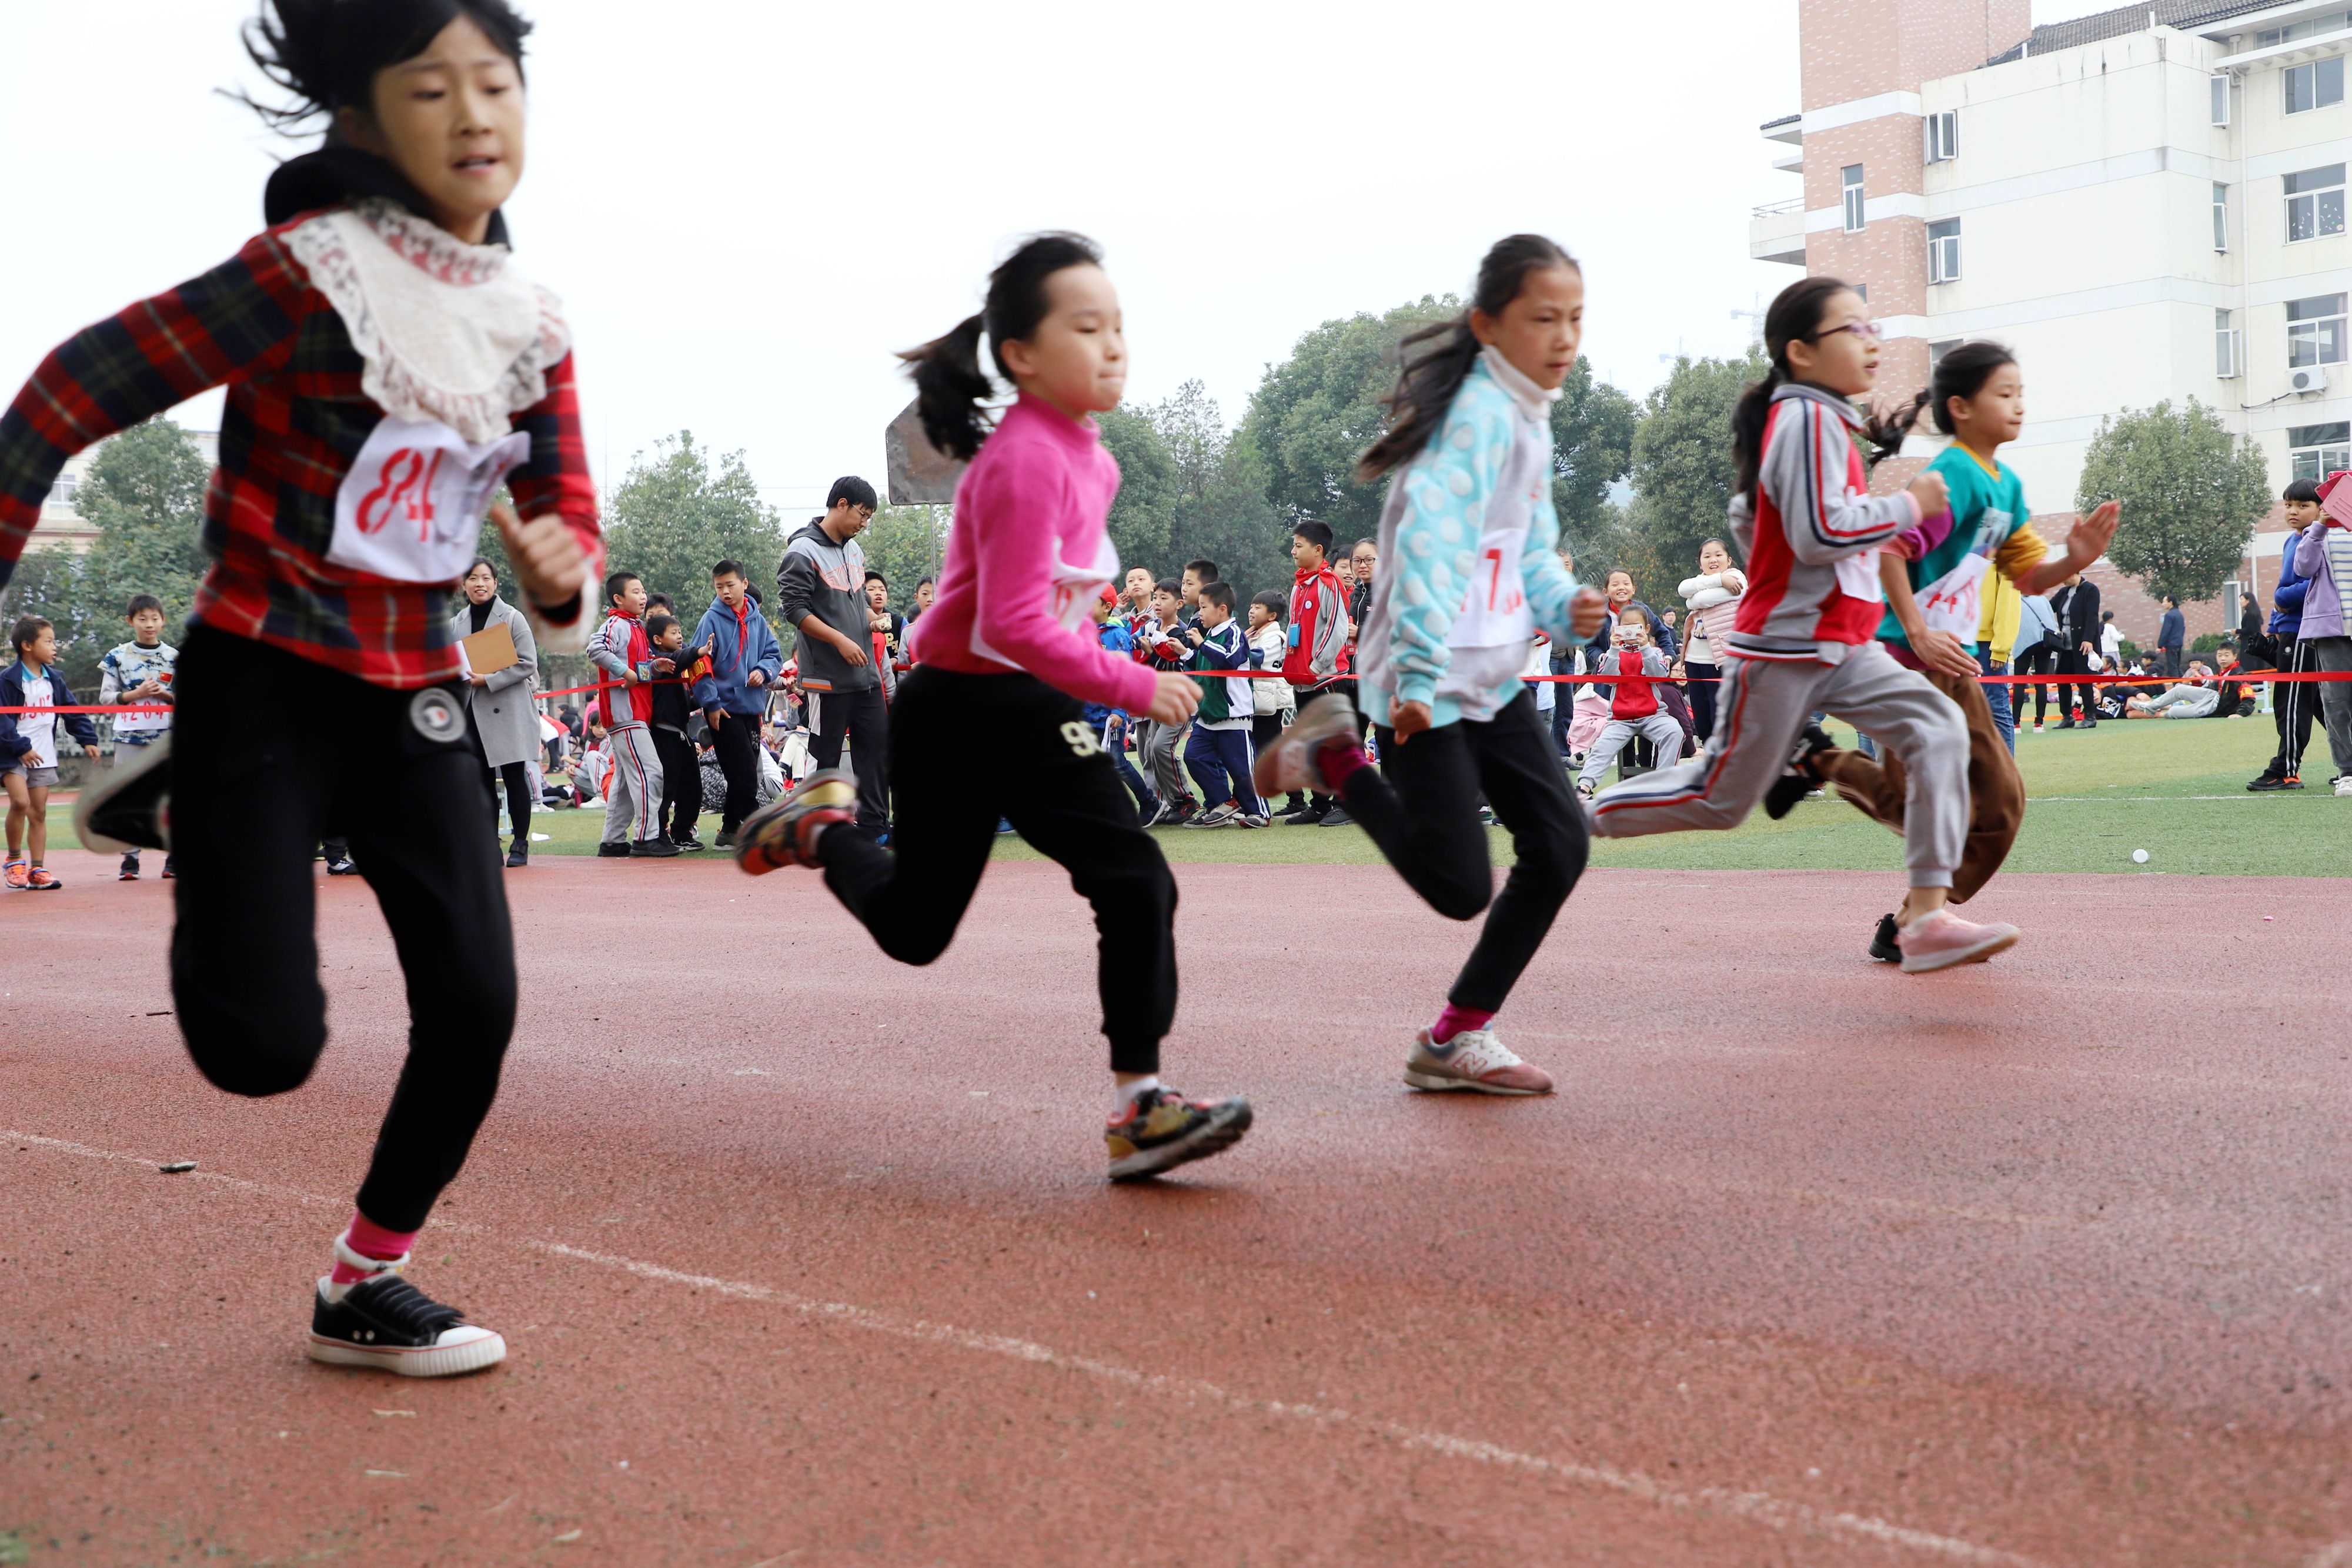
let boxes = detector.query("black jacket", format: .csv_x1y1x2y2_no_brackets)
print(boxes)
2051,581,2102,652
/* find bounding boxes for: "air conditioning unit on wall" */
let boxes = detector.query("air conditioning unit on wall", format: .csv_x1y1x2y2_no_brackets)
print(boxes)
2288,365,2331,394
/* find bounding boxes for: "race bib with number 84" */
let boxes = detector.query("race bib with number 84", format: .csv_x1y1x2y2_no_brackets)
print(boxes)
329,416,532,584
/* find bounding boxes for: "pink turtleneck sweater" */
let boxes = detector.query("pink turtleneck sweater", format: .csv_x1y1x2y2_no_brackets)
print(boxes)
905,394,1159,715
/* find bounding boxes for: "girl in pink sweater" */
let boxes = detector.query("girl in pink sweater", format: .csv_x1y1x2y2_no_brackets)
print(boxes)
735,233,1251,1182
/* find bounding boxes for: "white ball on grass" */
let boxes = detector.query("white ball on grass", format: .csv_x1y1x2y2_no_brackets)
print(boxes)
2131,848,2150,864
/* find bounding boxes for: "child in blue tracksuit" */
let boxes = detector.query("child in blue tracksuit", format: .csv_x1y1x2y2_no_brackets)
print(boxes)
1085,588,1157,820
2,614,101,890
1182,582,1264,827
1252,235,1607,1095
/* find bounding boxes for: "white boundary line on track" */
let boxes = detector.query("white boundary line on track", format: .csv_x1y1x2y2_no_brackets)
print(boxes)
7,1128,2042,1567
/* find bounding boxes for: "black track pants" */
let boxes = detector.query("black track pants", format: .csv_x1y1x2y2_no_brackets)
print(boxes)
651,726,700,839
1339,691,1589,1012
169,627,516,1233
709,710,762,832
820,668,1177,1074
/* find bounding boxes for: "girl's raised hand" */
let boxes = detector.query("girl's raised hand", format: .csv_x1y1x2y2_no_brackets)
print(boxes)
490,503,592,613
1904,469,1949,520
1145,671,1202,727
1569,587,1608,640
2068,500,2120,563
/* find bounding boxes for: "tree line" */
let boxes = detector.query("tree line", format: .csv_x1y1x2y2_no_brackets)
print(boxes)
2,303,2274,693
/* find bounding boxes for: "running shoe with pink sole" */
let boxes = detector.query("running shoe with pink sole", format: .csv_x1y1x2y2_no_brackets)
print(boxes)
1403,1028,1553,1095
1895,908,2019,974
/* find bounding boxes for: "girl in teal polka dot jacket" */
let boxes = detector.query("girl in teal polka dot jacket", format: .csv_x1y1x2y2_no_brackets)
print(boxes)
1255,234,1607,1098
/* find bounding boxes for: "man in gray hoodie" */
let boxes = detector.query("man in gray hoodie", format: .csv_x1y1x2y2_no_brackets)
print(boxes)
778,476,888,835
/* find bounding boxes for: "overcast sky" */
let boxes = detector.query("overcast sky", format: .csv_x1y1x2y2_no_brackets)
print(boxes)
0,0,2116,516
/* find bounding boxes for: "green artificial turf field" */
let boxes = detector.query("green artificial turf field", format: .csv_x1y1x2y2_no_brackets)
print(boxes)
35,708,2345,877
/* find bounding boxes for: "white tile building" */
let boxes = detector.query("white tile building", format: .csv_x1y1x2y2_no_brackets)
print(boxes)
1749,0,2348,636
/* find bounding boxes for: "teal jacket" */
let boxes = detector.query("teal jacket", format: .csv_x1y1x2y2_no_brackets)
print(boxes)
1355,349,1582,728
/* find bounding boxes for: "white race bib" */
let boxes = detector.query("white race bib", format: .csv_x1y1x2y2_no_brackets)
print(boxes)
1917,552,1991,637
329,416,531,583
1448,526,1534,649
1833,547,1886,604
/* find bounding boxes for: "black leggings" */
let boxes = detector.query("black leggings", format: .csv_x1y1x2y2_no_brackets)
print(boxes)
820,667,1177,1074
462,711,532,845
1338,691,1589,1012
1685,661,1721,743
170,627,516,1233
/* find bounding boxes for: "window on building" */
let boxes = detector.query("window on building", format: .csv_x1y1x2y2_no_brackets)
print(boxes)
1924,111,1959,163
2210,73,2231,125
2283,55,2344,113
1929,339,1961,367
2289,423,2351,482
2285,164,2345,242
2288,293,2348,367
46,473,78,510
2216,309,2240,378
1927,220,1961,284
1841,165,1865,231
2213,182,2230,250
2258,12,2351,47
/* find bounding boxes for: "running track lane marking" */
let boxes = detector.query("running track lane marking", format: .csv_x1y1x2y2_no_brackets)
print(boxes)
6,1128,2042,1567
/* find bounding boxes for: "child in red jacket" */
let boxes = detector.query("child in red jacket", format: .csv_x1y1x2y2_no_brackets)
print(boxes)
1575,615,1682,799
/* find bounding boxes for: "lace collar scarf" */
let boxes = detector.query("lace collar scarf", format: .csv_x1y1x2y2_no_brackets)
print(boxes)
286,198,570,444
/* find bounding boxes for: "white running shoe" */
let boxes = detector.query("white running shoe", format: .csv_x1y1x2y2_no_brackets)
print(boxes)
1402,1028,1553,1095
1896,908,2020,974
1252,693,1359,799
2335,775,2352,797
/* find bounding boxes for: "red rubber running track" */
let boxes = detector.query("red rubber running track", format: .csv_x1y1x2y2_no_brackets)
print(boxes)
4,847,2348,1566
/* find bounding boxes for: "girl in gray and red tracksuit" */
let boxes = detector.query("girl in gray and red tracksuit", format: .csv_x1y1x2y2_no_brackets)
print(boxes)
1586,275,2015,975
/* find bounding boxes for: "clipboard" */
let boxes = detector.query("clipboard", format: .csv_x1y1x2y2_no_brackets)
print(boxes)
459,621,518,678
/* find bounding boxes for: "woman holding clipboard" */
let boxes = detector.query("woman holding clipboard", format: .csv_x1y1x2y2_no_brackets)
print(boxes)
453,557,542,867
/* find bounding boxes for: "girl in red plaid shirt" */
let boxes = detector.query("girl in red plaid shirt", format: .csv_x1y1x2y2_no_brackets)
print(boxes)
0,0,600,1379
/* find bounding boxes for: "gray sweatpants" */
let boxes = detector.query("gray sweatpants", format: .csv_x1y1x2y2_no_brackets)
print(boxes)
601,723,663,845
2310,636,2352,773
1589,643,1969,889
1141,715,1189,804
1577,713,1685,788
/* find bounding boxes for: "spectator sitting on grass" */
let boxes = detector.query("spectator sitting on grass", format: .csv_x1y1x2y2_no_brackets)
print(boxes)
2128,662,2220,719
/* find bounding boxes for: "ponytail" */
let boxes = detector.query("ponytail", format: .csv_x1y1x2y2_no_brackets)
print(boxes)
1356,233,1576,483
1860,388,1933,471
903,314,993,462
898,232,1105,463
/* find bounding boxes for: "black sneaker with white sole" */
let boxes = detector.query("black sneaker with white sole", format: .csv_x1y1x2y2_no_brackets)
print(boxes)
1763,723,1836,820
308,1272,506,1378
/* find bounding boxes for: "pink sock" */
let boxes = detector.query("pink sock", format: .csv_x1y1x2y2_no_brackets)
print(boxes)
1314,741,1372,795
330,1211,419,1285
1429,1004,1494,1045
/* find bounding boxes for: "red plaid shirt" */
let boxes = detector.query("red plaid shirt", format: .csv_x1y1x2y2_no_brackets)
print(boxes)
0,211,602,689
